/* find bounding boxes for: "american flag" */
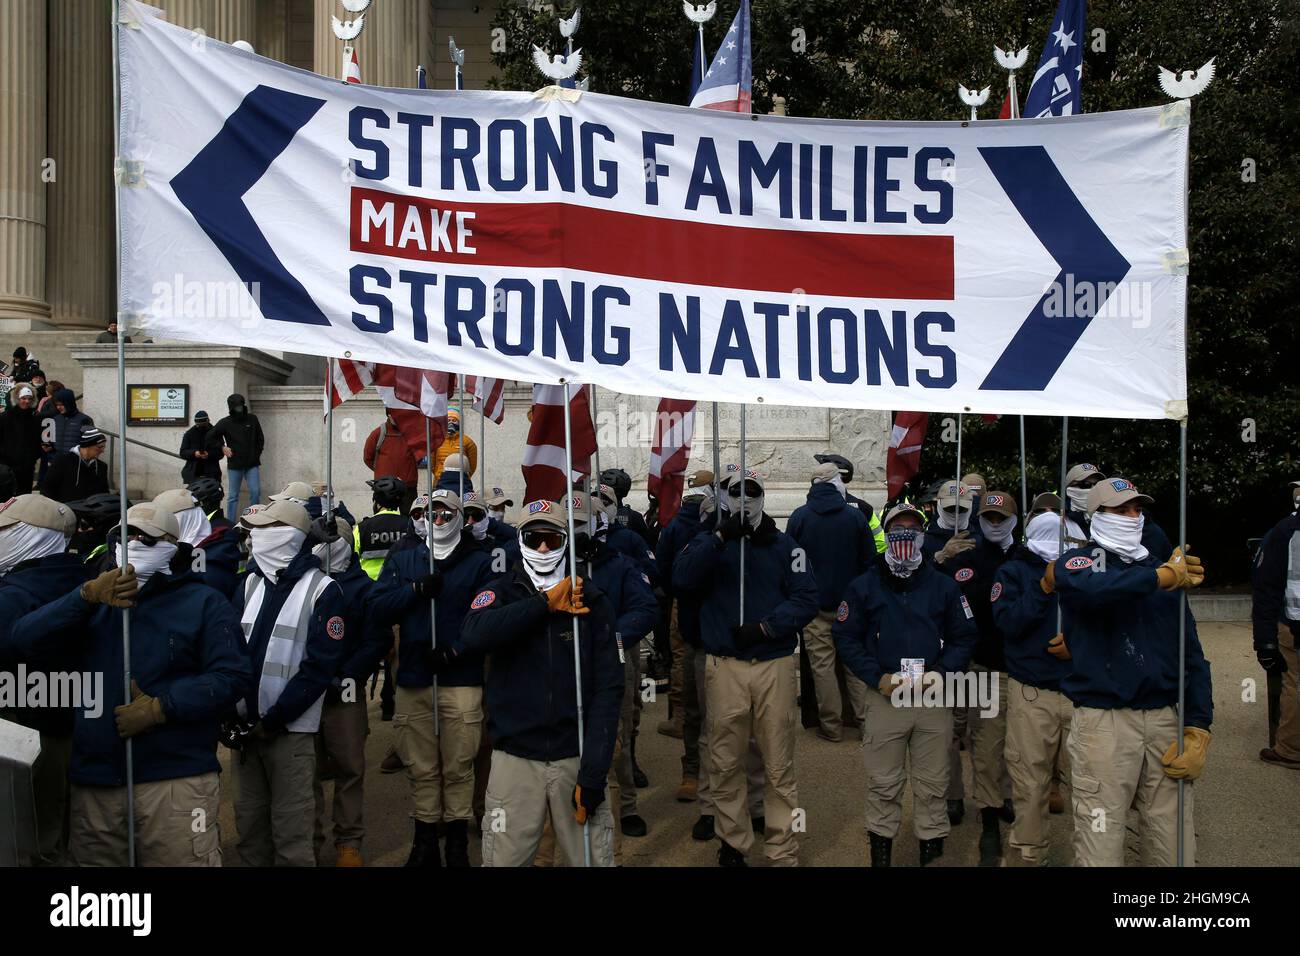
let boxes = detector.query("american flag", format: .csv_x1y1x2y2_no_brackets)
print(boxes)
521,384,597,502
647,398,696,526
886,412,928,498
1023,0,1085,118
343,47,362,85
689,0,751,112
465,375,506,424
327,358,452,461
885,529,918,563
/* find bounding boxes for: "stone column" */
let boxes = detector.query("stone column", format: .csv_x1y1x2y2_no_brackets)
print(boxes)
46,0,115,330
313,0,428,87
0,0,50,328
158,0,257,45
257,0,290,64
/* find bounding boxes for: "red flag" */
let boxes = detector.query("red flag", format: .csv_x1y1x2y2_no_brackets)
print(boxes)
648,398,696,526
343,47,362,84
522,384,596,503
327,358,451,462
886,412,928,499
465,375,506,424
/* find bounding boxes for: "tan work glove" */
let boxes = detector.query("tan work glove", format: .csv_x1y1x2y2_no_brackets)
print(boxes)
1157,547,1204,591
1161,726,1211,780
81,565,139,608
544,576,589,615
878,673,904,696
935,531,975,565
114,680,166,738
1040,560,1057,594
1046,633,1071,660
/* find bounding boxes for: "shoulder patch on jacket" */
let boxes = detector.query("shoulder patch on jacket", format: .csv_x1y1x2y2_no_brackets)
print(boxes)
326,616,346,640
989,582,1003,602
960,595,973,619
954,567,975,583
470,590,496,609
836,600,849,623
1064,556,1094,571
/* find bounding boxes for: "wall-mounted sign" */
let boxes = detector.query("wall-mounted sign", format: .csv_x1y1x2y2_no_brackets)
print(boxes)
128,384,189,425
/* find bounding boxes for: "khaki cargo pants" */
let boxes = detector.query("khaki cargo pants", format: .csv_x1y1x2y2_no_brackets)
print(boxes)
1275,626,1300,761
313,692,369,856
1068,705,1195,867
803,609,868,740
394,684,484,823
71,772,222,867
947,664,1010,808
695,647,763,816
1005,677,1072,863
862,687,952,841
234,730,318,867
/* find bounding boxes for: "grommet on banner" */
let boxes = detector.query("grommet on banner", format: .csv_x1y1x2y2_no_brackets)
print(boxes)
114,159,146,189
1159,100,1192,128
1163,248,1190,275
534,85,583,103
116,311,143,335
1164,399,1189,421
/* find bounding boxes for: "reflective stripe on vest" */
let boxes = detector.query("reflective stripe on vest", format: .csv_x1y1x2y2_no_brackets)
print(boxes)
1286,529,1300,622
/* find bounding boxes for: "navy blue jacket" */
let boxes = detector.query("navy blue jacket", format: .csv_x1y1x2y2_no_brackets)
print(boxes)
922,523,970,561
939,538,1015,670
583,542,659,644
487,518,521,567
1056,544,1212,729
370,532,497,687
0,553,91,734
187,524,241,599
673,515,819,661
328,558,392,687
436,471,474,495
656,501,713,647
6,569,249,787
787,483,876,611
605,524,659,588
232,548,348,733
832,562,977,687
1252,512,1300,649
459,563,623,790
991,550,1070,691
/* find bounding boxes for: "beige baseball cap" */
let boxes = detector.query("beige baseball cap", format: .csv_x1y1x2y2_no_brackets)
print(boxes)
518,499,567,531
882,502,925,530
409,493,431,514
484,486,513,507
688,470,715,489
153,488,199,515
428,489,462,514
936,481,970,511
961,473,987,495
238,498,312,534
0,494,77,535
1085,477,1153,515
812,462,840,483
461,491,488,516
1065,463,1106,487
443,454,467,472
270,481,315,503
126,502,180,540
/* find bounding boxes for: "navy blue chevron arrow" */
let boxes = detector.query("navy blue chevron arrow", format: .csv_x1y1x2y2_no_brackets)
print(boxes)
978,145,1131,391
171,85,330,327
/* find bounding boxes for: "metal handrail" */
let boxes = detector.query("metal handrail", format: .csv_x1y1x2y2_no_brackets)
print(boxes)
98,426,184,460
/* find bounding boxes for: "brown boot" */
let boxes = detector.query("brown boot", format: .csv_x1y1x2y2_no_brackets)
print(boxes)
381,746,404,774
1048,781,1065,814
335,845,363,867
676,775,698,802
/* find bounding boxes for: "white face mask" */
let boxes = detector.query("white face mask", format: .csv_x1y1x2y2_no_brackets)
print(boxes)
412,517,428,538
1089,511,1149,562
1066,486,1092,513
429,510,463,560
251,525,306,582
1025,512,1065,563
176,506,212,547
127,539,178,587
521,540,567,590
468,514,489,541
312,537,352,574
489,508,507,522
937,506,971,532
978,514,1017,550
0,524,70,576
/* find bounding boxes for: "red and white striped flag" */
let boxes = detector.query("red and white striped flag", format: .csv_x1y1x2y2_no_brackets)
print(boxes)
465,375,506,424
326,358,452,461
648,398,696,526
343,47,362,84
521,384,597,503
886,411,928,499
327,357,373,412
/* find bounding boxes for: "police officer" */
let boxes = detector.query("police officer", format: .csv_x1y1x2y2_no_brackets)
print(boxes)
1053,477,1211,866
459,500,624,867
355,476,411,581
993,499,1074,865
787,462,876,742
232,499,348,867
67,493,121,565
187,476,228,530
311,516,391,866
152,487,241,598
1251,479,1300,769
370,490,497,867
832,502,977,867
7,501,249,866
674,470,819,866
814,452,886,553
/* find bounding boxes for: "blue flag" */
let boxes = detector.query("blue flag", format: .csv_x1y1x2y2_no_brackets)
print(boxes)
1023,0,1086,117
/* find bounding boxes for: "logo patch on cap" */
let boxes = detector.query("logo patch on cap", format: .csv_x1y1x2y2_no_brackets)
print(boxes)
1064,556,1094,570
492,487,505,496
836,601,849,623
526,501,553,515
985,494,1006,507
989,582,1003,602
326,616,345,641
954,567,975,583
463,491,480,502
470,590,496,609
1109,479,1136,493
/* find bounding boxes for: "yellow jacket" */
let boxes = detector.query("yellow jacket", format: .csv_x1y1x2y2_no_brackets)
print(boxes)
433,431,477,486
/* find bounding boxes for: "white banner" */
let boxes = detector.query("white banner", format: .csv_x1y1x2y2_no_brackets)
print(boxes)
117,2,1189,418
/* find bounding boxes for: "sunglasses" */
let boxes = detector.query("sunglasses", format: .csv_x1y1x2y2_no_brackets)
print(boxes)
727,482,762,498
126,527,160,546
522,529,567,551
410,509,425,520
464,510,485,523
428,509,457,525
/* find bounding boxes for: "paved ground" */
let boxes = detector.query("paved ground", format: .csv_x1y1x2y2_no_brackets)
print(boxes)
217,622,1299,867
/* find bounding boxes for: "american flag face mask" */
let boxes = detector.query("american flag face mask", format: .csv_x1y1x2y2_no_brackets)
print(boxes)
886,528,919,562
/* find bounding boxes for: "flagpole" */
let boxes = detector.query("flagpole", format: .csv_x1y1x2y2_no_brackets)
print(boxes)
587,385,600,541
458,375,466,498
479,402,486,492
954,412,964,514
1019,416,1028,518
1176,417,1188,866
324,359,335,581
738,403,746,624
426,418,439,738
562,382,593,867
711,403,721,510
1057,416,1069,634
112,0,137,868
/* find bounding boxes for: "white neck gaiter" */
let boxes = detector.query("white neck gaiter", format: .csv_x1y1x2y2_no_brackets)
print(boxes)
0,524,70,576
176,506,212,547
468,516,489,541
430,513,464,560
522,543,567,591
1066,486,1091,513
1089,512,1149,563
937,507,971,532
819,474,847,498
1025,512,1064,562
128,540,178,587
978,514,1018,551
412,517,428,538
312,537,352,574
251,526,306,583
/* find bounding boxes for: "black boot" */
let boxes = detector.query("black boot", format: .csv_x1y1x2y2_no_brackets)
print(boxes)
869,832,892,868
631,739,649,788
691,814,715,841
718,841,748,867
978,808,1002,867
919,837,945,867
1000,798,1016,824
946,799,965,825
404,820,442,868
443,820,470,868
621,814,648,838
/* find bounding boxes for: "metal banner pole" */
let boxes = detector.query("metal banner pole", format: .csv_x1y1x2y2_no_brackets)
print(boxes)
1057,417,1069,633
1176,418,1189,866
324,359,335,582
112,0,136,867
458,375,466,498
425,418,439,738
589,385,602,492
1019,416,1029,518
711,402,721,511
954,412,964,518
738,404,746,623
562,383,593,867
